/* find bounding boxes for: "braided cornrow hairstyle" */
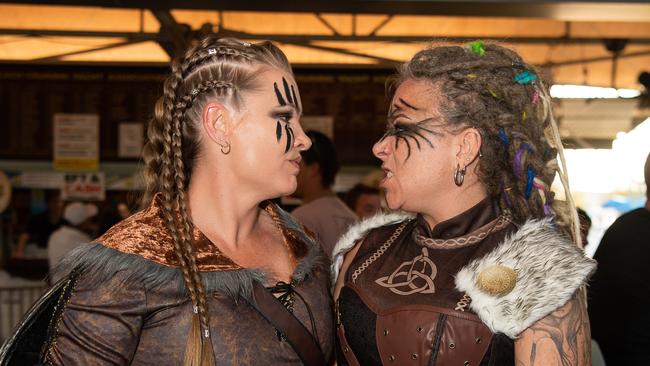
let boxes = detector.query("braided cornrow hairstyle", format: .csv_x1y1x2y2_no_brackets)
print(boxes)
141,35,292,366
391,42,580,246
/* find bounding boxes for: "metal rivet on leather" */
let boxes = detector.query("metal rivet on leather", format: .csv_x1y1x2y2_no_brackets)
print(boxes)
475,337,482,344
449,342,456,349
384,329,389,336
411,354,418,360
416,326,423,332
344,347,349,353
464,361,470,366
388,355,396,361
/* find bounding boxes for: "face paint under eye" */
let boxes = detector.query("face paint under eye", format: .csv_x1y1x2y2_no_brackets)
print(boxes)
385,119,442,161
284,124,295,153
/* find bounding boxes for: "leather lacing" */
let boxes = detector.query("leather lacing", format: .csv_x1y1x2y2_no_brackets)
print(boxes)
268,281,320,346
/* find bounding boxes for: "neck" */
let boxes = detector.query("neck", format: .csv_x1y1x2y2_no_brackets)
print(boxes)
645,199,650,211
420,179,488,229
187,164,264,249
300,185,335,204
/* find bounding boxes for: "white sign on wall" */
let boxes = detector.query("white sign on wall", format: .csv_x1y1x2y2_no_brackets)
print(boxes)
61,172,105,201
301,116,334,139
118,123,144,158
53,114,99,171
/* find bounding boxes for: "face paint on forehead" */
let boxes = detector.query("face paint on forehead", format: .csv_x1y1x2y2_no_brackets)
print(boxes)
273,77,300,109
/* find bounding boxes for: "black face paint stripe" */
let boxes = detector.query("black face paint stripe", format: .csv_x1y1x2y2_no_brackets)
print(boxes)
276,121,282,142
401,136,413,160
291,85,301,111
274,82,286,106
282,77,293,105
288,126,295,147
284,124,293,153
408,134,421,150
410,130,432,148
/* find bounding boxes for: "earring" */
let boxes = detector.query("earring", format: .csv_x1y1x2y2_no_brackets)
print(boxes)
454,164,466,186
220,142,231,155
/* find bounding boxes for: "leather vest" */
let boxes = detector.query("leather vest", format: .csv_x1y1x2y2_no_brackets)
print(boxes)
38,196,335,365
337,199,516,366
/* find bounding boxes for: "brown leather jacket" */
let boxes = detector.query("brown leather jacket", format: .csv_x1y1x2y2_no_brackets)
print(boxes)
41,197,335,365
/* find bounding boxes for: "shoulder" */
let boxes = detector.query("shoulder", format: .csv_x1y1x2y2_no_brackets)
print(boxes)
331,210,414,284
609,207,649,229
455,218,596,338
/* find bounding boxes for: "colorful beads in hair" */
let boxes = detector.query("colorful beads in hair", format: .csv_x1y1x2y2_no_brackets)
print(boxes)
498,128,509,146
524,167,535,199
514,71,537,85
467,41,486,56
514,143,532,177
532,90,540,105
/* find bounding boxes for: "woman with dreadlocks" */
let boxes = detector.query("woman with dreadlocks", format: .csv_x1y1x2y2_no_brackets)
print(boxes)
332,42,596,366
1,37,335,366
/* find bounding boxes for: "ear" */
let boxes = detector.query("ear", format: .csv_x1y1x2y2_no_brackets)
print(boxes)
456,127,482,167
202,102,233,147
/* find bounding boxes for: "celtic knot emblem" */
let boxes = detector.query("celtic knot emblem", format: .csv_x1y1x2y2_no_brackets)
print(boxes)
375,247,437,295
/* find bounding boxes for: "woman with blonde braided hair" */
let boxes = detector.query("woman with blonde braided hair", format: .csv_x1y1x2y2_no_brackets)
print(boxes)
332,42,596,365
0,36,335,366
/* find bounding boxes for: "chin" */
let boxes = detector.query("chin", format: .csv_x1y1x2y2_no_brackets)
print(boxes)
276,179,297,198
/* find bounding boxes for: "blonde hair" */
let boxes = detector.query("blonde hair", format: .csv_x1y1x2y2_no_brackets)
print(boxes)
142,36,292,365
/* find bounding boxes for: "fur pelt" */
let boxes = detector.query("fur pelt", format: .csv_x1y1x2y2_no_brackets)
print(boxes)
455,218,596,338
330,211,414,284
52,204,324,303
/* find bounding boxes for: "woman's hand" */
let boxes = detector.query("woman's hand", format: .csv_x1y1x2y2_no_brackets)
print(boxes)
514,287,591,366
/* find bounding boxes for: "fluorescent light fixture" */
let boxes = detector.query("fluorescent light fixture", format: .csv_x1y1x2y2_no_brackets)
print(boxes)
550,84,641,99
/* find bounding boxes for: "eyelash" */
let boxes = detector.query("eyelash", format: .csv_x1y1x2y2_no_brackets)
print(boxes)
276,113,293,123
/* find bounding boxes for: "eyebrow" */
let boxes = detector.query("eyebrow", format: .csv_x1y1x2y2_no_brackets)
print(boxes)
272,104,302,116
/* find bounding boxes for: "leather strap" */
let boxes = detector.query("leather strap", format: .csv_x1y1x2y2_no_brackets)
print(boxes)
246,281,327,366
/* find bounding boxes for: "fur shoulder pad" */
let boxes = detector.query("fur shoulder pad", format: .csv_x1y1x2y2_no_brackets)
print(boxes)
331,211,414,284
455,218,596,338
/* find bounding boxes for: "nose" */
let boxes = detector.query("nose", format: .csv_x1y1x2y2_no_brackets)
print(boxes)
373,135,392,160
293,122,312,152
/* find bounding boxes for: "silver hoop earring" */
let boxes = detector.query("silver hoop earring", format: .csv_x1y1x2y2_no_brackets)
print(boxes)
454,164,466,186
221,142,231,155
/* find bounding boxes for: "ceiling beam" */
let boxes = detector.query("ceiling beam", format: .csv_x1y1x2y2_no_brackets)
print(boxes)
3,28,650,45
30,39,146,62
2,1,649,21
151,9,188,57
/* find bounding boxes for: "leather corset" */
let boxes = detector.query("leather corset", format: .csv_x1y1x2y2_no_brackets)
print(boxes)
337,199,516,366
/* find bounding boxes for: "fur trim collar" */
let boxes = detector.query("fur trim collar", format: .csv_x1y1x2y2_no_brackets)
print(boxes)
53,197,324,302
331,210,414,283
455,218,596,338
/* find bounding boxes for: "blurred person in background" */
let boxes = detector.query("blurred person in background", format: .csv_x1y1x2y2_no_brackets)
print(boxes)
589,152,650,366
14,190,63,258
117,201,131,219
292,130,357,257
47,201,97,281
577,207,592,247
332,42,595,365
345,183,382,219
3,37,334,366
